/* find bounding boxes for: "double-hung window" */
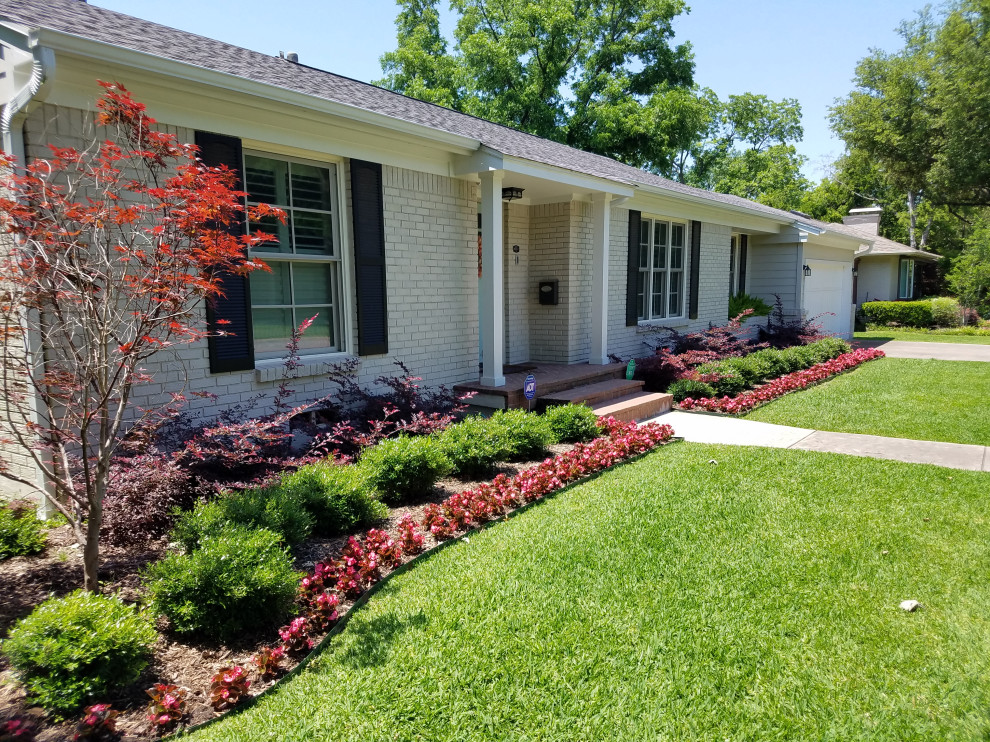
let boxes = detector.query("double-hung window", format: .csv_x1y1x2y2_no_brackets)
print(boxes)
245,154,343,359
636,217,686,321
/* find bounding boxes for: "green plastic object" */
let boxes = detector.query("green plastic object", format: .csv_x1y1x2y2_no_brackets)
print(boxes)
626,359,636,380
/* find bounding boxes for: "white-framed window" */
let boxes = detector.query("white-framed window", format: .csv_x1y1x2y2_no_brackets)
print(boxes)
637,217,686,321
898,257,915,300
244,153,344,359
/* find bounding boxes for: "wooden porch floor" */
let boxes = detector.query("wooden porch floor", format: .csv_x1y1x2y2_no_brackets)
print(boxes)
454,363,626,409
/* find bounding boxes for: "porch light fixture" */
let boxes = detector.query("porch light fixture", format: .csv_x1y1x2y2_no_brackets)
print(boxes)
502,186,524,202
803,264,812,277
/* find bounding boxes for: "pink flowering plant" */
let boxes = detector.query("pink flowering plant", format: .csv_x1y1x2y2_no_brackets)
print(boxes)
307,591,341,632
278,616,315,654
1,716,40,741
145,683,187,733
209,666,250,712
250,646,287,681
73,704,119,741
679,348,885,414
397,513,425,554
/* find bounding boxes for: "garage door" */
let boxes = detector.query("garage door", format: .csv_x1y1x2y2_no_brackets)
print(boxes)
803,260,852,337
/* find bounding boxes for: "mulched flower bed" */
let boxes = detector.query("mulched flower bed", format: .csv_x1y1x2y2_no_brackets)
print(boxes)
676,348,886,414
1,420,673,741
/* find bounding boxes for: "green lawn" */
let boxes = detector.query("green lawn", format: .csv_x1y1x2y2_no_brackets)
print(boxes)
856,328,990,345
191,444,990,742
745,357,990,445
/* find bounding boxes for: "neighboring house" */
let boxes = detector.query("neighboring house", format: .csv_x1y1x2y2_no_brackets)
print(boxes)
842,207,940,305
0,0,867,493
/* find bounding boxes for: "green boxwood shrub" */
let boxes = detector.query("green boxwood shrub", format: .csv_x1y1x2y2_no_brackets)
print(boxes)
171,485,313,552
436,415,509,479
2,591,156,716
695,363,748,396
359,435,453,504
930,297,961,327
489,409,554,460
861,300,934,328
722,354,775,386
277,462,387,536
0,500,46,560
146,526,300,640
667,379,716,402
541,403,600,443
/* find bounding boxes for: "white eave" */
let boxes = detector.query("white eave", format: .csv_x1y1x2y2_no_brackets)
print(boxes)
27,26,481,155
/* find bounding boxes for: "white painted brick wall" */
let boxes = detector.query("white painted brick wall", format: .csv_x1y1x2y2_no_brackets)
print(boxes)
4,106,481,494
607,209,733,360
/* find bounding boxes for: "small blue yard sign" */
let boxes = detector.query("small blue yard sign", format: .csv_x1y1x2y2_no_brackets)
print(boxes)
523,374,537,400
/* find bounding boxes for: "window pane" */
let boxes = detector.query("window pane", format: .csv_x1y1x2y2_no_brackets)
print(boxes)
250,262,291,305
245,156,290,206
252,308,292,354
293,263,333,305
637,272,647,320
639,221,650,269
652,272,666,318
654,221,668,249
250,212,293,253
669,272,682,315
291,163,333,211
295,309,334,350
293,210,334,255
670,245,682,270
671,223,685,248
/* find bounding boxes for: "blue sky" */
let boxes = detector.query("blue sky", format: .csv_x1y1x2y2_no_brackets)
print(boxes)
92,0,921,182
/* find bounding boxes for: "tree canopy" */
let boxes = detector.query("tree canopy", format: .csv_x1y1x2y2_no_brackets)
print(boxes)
377,0,707,174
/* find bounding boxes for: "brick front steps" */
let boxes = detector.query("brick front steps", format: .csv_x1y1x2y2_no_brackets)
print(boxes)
455,363,672,423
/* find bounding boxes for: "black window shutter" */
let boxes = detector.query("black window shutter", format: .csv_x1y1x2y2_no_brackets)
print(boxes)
196,131,255,374
739,234,748,294
625,210,642,327
688,220,702,320
350,159,388,355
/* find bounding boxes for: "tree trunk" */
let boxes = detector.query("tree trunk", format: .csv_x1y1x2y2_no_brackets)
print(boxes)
906,191,918,248
83,497,101,592
920,215,934,248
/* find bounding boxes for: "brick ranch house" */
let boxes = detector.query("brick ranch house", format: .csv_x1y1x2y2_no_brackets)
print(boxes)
1,0,878,495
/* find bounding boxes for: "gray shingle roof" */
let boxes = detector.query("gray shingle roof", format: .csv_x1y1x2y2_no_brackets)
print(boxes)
3,0,844,231
839,223,940,260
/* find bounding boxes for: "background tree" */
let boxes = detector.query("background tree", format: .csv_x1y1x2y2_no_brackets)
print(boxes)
948,212,990,315
378,0,707,174
0,83,280,591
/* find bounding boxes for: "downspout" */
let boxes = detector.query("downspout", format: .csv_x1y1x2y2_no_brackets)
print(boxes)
1,29,55,161
0,28,56,514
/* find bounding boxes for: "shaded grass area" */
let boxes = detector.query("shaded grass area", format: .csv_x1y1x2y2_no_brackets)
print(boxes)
746,357,990,445
191,444,990,742
856,328,990,345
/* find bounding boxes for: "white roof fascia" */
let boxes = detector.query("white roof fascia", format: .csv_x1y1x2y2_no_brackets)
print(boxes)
28,27,481,154
499,153,636,198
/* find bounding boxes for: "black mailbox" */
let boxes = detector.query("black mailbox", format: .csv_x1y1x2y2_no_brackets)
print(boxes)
538,280,559,305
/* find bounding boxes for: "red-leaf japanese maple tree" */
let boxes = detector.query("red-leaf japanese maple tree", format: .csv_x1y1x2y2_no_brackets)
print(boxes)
0,82,281,590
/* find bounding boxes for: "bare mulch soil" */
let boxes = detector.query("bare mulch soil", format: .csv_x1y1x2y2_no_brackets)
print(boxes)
0,446,572,740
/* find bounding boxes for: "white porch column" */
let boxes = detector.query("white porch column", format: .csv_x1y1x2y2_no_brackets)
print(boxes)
479,170,505,387
590,192,612,365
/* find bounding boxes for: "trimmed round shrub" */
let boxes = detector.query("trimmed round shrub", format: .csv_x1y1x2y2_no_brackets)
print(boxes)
806,337,851,364
488,409,554,461
930,297,961,327
359,435,453,504
171,485,312,552
437,416,509,479
277,462,388,536
541,403,600,443
667,379,716,402
722,355,774,386
0,500,47,560
146,525,300,640
3,591,156,716
745,349,790,379
696,362,748,396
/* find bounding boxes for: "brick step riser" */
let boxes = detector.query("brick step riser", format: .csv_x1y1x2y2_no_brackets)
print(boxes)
540,381,645,408
591,393,673,424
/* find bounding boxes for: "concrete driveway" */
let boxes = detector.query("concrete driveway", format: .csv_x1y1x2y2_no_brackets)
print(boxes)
867,340,990,362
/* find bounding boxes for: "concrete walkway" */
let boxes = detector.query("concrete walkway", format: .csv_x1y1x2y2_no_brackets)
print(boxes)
650,411,990,472
870,340,990,362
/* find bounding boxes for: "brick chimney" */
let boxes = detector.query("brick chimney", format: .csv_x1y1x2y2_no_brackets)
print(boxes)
843,206,882,235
